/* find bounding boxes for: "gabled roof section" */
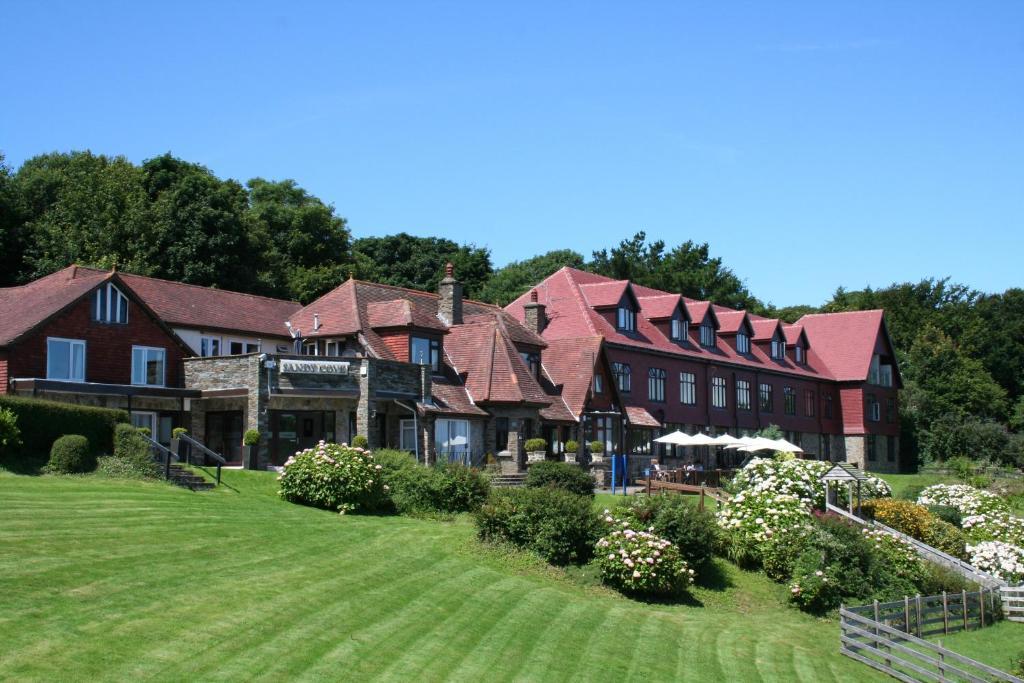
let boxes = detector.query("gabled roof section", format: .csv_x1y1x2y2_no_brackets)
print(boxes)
797,310,890,382
783,324,810,348
750,318,783,342
685,301,718,327
539,336,604,417
636,294,684,321
288,279,363,339
0,266,111,346
578,280,635,309
716,310,752,336
444,320,550,406
118,271,301,337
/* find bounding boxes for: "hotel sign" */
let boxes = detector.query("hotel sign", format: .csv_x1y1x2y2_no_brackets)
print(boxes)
280,359,350,375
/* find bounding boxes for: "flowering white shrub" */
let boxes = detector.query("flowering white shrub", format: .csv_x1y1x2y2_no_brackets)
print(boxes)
861,528,923,581
596,515,692,596
728,457,891,509
967,541,1024,583
962,512,1024,547
917,484,1009,516
716,489,813,563
278,441,388,513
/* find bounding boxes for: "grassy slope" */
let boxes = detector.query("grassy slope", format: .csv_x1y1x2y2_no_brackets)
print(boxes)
0,471,881,682
927,620,1024,673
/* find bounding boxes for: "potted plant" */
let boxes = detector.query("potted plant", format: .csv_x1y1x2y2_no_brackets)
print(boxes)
170,427,190,463
564,439,579,464
589,440,605,463
242,429,261,470
524,437,547,465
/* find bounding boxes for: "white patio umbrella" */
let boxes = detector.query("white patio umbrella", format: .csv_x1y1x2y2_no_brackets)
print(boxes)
723,436,758,450
769,437,804,453
686,432,720,447
711,434,743,447
735,437,781,452
653,430,694,446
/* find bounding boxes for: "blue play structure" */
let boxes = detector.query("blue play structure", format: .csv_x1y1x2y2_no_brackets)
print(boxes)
609,453,628,495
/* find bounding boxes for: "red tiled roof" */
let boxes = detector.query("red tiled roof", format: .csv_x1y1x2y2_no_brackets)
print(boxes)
716,310,750,335
783,324,808,347
505,267,833,382
0,266,111,346
537,336,603,416
579,280,630,308
797,310,887,382
118,271,301,337
625,406,661,428
636,294,682,320
426,379,488,417
750,318,782,341
445,320,551,406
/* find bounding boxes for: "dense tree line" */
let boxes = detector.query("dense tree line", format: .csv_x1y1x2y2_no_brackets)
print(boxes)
1,149,1020,465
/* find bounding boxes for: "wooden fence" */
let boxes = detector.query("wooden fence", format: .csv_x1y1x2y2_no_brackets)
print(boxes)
840,606,1021,683
1003,586,1024,623
845,590,1001,639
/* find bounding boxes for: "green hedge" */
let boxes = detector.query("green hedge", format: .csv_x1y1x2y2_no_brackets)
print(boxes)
0,395,129,462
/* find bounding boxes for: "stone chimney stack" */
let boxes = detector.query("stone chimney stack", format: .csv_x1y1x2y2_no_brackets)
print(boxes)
523,289,547,334
437,261,463,326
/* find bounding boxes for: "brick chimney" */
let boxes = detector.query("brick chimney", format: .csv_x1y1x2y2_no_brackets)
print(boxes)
523,289,546,334
437,261,463,326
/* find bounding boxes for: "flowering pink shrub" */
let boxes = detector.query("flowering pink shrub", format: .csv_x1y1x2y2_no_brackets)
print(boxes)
596,514,693,597
278,441,388,513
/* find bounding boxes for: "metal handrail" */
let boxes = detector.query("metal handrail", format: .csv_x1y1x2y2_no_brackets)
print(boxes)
177,433,224,486
141,434,177,480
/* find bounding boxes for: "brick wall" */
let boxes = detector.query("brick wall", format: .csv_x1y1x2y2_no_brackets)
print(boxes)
0,351,7,393
7,294,186,387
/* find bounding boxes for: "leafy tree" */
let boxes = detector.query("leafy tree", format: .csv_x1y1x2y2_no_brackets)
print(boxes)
0,152,25,285
970,289,1024,402
766,304,819,323
479,249,585,305
1010,396,1024,433
246,177,352,302
140,153,257,291
352,233,492,297
15,151,154,279
589,232,764,311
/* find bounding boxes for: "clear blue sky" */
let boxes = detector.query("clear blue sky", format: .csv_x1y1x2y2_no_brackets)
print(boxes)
2,2,1022,307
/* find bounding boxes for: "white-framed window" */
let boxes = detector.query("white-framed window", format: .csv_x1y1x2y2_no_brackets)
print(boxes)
867,394,881,422
737,331,751,355
301,340,318,356
435,419,470,459
593,373,603,394
131,346,166,386
648,367,666,402
679,371,696,405
617,306,636,332
794,344,805,364
700,321,716,348
228,340,261,355
736,379,751,411
200,336,220,357
759,383,773,412
519,351,541,378
400,419,417,453
46,337,85,382
670,317,687,341
93,282,128,324
711,376,727,408
324,340,343,357
771,336,786,360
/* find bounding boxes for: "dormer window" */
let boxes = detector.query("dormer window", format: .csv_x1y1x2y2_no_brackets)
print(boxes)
699,321,716,348
612,362,631,392
670,317,688,341
519,351,540,378
93,282,128,324
617,306,636,332
410,336,441,372
771,336,786,360
794,344,805,364
736,330,751,355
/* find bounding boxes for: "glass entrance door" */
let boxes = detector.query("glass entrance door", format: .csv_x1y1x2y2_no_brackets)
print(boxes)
270,411,336,466
205,411,243,464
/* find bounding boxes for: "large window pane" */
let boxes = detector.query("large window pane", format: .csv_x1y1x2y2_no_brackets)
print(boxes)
47,338,85,381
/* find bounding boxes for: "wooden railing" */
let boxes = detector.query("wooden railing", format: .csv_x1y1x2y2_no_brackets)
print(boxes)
1003,586,1024,623
840,604,1021,682
658,468,736,489
177,433,225,486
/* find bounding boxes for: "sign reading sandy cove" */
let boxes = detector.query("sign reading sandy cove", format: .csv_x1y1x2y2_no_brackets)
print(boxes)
280,359,350,375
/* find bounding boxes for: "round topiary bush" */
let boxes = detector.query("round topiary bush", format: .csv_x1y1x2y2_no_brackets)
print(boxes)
523,438,547,453
47,434,94,474
564,439,579,454
243,429,261,446
525,460,594,497
351,435,369,449
589,440,604,454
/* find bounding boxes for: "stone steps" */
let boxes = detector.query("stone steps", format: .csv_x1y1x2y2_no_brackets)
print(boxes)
157,461,216,491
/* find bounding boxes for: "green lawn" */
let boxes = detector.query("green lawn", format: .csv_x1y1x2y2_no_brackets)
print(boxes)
0,470,882,682
926,620,1024,673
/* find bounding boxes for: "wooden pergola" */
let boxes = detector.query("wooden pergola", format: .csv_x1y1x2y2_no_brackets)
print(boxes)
821,462,869,516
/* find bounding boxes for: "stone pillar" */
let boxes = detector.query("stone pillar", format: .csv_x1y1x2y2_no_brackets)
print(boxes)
356,358,378,447
844,435,866,469
252,355,270,464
